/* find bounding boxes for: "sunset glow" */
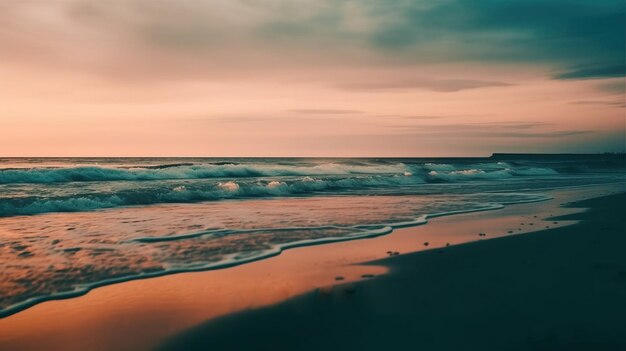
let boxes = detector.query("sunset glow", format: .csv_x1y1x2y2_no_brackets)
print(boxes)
1,0,623,156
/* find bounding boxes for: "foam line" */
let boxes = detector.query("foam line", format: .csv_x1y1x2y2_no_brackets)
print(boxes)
0,195,553,319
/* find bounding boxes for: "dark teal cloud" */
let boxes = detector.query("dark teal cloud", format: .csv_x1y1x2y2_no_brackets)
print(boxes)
247,1,625,81
366,0,624,79
5,1,621,83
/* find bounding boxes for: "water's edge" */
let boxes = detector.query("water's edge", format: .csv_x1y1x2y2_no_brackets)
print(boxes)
0,196,552,319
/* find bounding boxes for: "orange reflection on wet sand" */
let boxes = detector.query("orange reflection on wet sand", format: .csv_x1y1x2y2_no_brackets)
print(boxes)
0,185,614,351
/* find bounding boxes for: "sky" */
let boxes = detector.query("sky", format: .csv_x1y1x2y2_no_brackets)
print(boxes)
0,0,624,157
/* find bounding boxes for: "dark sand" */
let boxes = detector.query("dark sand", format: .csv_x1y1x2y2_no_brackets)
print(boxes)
158,192,626,351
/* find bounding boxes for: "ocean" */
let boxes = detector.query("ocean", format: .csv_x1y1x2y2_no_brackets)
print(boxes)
0,154,624,317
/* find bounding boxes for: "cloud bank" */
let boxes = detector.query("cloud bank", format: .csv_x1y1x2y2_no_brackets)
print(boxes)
0,0,623,156
1,0,623,83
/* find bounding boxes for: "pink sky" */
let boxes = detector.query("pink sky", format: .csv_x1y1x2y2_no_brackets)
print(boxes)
1,1,624,156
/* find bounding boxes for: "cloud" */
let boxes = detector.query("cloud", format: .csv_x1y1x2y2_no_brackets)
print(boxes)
0,1,622,156
288,109,364,115
186,116,281,124
570,100,626,108
554,65,625,80
387,121,591,138
471,130,593,138
381,115,452,120
367,0,624,80
0,0,622,84
597,79,626,95
337,78,511,92
400,121,551,130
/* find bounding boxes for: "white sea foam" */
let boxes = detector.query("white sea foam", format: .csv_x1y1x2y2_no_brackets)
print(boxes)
217,181,240,191
0,191,555,318
267,180,285,188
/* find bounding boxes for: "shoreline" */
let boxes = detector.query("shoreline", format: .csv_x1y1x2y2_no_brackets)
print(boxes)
0,192,552,319
158,190,626,351
0,184,622,351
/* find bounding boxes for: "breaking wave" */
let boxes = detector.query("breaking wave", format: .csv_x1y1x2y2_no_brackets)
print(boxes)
0,175,421,216
0,162,557,185
0,161,565,217
0,163,406,184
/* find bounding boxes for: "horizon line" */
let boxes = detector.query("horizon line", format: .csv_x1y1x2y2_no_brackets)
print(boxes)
1,152,624,159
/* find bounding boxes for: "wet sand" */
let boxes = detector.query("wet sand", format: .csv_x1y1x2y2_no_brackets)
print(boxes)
0,184,622,351
158,191,626,351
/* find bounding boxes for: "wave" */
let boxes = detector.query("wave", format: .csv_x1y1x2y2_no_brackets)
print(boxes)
425,167,557,181
427,169,514,181
0,175,423,216
0,161,560,185
129,162,195,170
0,161,561,217
0,163,408,184
0,196,126,216
508,167,558,176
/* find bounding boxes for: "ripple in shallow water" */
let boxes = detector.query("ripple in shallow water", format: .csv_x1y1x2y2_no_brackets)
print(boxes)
0,192,551,316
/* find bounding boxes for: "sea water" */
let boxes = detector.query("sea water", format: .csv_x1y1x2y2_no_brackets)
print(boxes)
0,155,624,316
